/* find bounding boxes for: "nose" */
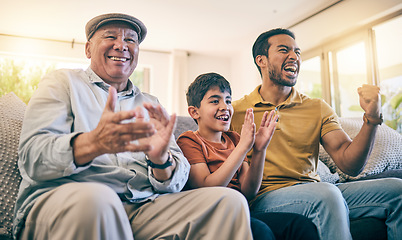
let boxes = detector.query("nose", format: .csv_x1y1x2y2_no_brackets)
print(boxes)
219,102,229,110
113,37,128,51
289,50,299,60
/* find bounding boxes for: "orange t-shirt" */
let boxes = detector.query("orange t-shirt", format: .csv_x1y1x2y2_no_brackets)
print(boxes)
177,130,246,191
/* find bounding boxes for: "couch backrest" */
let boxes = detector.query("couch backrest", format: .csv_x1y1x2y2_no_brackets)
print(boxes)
0,93,26,240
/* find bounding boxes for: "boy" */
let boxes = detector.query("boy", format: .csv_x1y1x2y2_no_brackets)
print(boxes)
177,72,319,240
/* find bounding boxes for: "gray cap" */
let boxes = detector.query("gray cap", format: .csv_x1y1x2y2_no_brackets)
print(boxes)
85,13,147,43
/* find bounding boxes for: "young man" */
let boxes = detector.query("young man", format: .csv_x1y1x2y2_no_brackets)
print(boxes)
13,13,253,240
230,28,402,240
177,72,319,240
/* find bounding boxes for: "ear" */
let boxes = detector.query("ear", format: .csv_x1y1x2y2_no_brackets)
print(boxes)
188,106,200,120
255,55,267,68
85,41,91,59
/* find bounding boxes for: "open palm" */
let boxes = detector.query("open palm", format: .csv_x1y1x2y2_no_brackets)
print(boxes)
140,103,176,161
254,111,278,152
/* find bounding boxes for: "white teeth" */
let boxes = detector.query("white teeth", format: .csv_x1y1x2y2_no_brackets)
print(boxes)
109,56,128,62
285,66,297,72
216,115,229,121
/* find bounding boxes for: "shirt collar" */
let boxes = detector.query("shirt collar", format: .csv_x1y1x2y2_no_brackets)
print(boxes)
250,85,303,108
85,67,136,97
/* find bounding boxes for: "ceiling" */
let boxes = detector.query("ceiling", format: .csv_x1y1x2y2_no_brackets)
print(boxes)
0,0,401,57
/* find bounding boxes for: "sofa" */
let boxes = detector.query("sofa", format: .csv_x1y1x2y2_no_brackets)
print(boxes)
0,92,401,240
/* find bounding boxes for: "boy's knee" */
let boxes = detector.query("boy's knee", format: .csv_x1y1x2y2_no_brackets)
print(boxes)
202,187,250,213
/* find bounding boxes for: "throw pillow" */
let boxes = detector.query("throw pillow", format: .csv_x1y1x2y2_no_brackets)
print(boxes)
0,92,26,239
319,117,402,182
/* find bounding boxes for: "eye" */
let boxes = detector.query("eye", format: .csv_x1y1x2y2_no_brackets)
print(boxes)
210,99,219,104
125,38,138,43
226,99,232,105
105,35,116,40
279,48,288,53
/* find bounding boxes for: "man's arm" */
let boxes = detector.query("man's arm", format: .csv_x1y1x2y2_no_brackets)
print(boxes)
321,84,381,176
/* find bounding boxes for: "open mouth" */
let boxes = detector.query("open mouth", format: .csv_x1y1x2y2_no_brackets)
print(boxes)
108,56,130,62
284,65,297,74
216,115,230,122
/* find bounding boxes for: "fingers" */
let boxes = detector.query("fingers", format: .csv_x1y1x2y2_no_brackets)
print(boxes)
244,108,254,125
357,84,381,116
358,84,380,99
260,110,278,128
118,122,156,139
106,86,117,113
115,140,154,154
143,102,170,126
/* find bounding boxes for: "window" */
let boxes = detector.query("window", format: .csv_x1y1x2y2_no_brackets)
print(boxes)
0,53,150,103
296,56,322,98
374,15,402,132
329,42,367,118
299,13,401,133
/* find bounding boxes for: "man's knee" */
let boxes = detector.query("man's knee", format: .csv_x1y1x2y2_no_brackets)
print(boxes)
314,182,346,207
60,182,123,217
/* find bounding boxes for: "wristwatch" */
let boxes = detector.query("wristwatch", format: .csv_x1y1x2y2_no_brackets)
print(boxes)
145,151,173,169
363,113,383,126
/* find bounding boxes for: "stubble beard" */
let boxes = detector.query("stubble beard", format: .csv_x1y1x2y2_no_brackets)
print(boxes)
268,67,297,87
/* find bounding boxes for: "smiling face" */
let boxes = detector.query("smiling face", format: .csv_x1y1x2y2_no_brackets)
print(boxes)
265,34,301,87
191,87,233,141
85,22,139,91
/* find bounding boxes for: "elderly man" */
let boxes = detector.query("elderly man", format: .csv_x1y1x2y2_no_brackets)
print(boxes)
13,13,253,240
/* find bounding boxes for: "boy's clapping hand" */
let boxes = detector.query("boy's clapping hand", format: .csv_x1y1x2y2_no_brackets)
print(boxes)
253,110,278,152
238,108,257,151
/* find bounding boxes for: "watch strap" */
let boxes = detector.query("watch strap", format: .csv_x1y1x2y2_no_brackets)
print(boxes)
145,151,173,169
363,113,383,126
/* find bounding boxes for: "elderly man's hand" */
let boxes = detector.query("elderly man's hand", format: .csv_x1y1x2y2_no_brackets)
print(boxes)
358,84,381,118
72,87,158,166
138,102,176,165
90,87,157,155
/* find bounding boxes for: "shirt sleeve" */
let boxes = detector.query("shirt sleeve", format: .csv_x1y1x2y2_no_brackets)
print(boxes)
18,70,88,182
177,131,208,165
147,135,190,193
320,99,342,137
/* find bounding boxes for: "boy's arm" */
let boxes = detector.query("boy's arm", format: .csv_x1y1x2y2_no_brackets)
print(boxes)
179,109,255,189
187,109,256,188
239,111,278,200
187,144,250,188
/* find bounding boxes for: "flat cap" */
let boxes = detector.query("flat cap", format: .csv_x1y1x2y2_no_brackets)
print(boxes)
85,13,147,43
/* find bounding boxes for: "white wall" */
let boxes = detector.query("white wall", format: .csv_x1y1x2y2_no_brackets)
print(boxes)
229,49,261,101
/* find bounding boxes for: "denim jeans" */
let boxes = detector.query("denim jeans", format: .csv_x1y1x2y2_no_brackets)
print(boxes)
250,178,402,240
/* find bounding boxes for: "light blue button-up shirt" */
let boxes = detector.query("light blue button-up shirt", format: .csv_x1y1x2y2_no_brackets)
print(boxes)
13,68,190,238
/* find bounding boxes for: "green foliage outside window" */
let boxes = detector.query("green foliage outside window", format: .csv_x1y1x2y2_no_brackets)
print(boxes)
382,91,402,133
0,58,55,103
304,83,322,99
1,57,147,104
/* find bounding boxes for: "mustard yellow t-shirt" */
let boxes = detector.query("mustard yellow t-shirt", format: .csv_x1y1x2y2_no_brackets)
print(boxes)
231,85,341,198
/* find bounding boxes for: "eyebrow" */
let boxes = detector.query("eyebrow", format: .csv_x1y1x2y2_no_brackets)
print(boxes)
101,30,138,38
277,44,301,52
207,94,232,100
